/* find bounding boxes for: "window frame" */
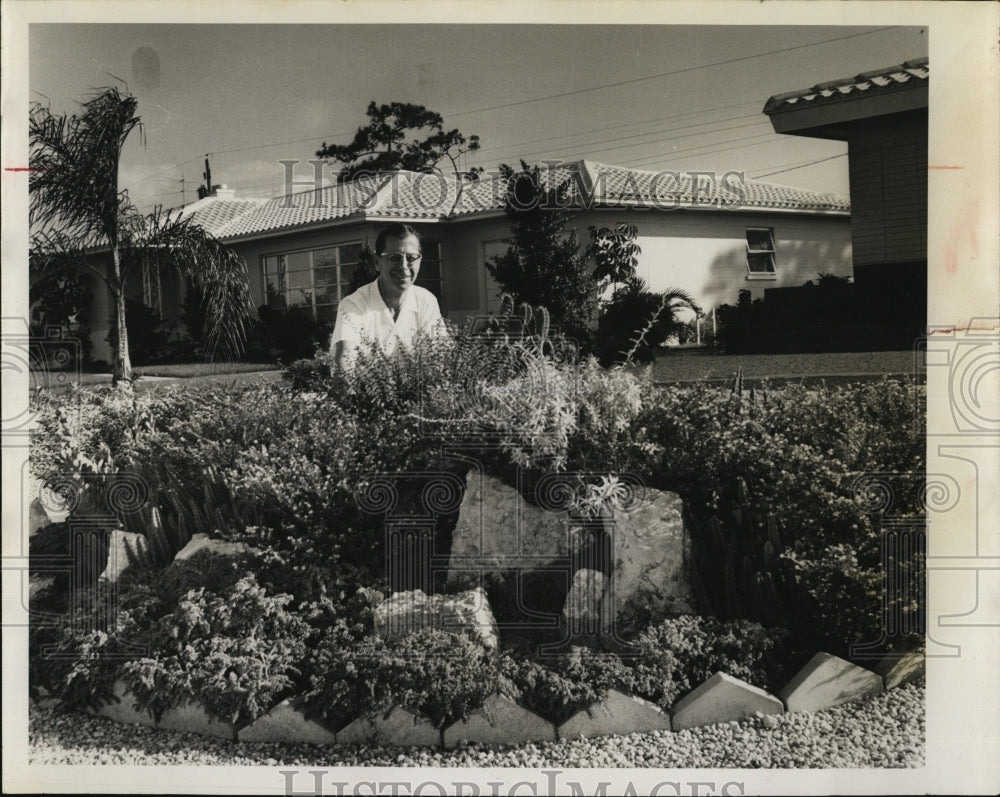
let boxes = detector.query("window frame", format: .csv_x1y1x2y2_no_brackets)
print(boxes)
261,240,363,322
745,227,777,281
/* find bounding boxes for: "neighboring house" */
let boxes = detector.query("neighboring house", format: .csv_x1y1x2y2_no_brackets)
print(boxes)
763,57,928,346
85,159,852,361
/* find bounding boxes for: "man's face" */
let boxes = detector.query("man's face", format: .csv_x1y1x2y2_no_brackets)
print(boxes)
378,234,422,297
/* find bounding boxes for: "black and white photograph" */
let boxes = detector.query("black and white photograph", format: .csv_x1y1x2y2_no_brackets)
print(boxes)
3,1,998,794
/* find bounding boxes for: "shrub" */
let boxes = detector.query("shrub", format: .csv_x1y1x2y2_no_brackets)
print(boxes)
500,646,635,725
121,571,309,726
304,630,502,730
639,378,925,654
630,615,800,708
244,305,330,364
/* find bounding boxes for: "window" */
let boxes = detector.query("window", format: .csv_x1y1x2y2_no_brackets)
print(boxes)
142,262,162,313
262,242,362,322
414,241,442,300
745,227,776,279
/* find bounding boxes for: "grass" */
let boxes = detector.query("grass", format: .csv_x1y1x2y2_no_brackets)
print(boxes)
637,348,925,385
132,362,278,378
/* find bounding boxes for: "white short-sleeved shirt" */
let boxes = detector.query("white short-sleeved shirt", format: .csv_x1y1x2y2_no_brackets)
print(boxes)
330,279,444,355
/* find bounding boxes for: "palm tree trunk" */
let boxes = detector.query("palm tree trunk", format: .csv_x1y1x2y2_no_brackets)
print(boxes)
110,247,132,386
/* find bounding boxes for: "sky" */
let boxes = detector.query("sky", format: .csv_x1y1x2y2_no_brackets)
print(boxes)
28,23,928,213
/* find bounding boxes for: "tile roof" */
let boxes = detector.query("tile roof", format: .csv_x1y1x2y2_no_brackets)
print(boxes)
763,57,928,115
184,159,848,241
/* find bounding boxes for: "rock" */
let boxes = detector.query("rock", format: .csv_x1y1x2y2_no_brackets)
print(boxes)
374,587,500,650
447,474,572,585
337,706,440,748
157,698,237,740
442,693,556,748
780,652,883,713
237,699,337,745
99,529,151,583
39,485,72,523
562,568,609,634
558,689,672,739
87,680,157,728
605,489,696,617
875,650,925,690
670,672,784,730
29,496,51,537
173,533,254,562
448,475,696,626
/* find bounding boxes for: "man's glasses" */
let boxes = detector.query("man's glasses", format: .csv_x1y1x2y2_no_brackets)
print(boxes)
380,252,422,267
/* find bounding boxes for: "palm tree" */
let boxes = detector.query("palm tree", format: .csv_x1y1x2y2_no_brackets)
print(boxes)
29,87,253,386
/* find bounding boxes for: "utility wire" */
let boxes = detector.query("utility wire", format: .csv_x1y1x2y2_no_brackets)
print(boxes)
123,28,894,194
751,153,847,178
443,27,896,119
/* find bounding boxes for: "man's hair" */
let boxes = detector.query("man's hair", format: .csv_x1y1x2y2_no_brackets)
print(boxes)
375,223,422,254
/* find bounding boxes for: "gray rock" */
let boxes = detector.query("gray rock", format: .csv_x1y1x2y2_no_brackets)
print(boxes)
562,568,609,634
173,532,254,562
606,489,696,617
29,495,50,537
374,587,500,650
99,529,151,583
447,473,571,585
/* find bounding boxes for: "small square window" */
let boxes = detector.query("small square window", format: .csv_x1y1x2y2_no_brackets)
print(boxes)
745,228,776,280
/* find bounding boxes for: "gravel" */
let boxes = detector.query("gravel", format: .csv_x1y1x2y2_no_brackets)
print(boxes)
28,680,924,768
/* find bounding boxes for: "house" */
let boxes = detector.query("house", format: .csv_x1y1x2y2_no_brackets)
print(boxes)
85,159,852,361
763,57,928,347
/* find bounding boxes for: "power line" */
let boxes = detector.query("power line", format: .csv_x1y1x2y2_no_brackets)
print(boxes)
443,27,897,119
469,102,763,157
123,28,895,197
509,120,772,165
751,153,847,178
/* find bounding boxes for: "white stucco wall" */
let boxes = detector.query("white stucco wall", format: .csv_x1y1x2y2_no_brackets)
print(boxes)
570,209,853,313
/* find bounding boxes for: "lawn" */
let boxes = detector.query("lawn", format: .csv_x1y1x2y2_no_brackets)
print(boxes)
640,348,925,385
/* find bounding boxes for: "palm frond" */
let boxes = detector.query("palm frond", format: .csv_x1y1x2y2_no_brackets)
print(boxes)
29,87,141,245
132,207,255,361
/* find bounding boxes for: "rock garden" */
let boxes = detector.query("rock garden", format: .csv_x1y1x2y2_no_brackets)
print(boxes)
27,322,926,766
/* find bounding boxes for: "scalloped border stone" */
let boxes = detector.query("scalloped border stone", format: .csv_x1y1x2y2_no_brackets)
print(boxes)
238,699,337,745
337,706,441,748
443,693,556,748
157,698,237,741
876,651,925,690
780,652,883,712
88,680,157,728
670,672,784,730
558,689,671,740
72,650,904,747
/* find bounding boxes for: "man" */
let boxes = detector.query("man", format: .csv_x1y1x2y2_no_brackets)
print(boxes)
330,223,445,369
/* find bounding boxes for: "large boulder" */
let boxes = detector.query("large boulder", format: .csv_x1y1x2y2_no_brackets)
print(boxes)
605,488,697,617
374,587,500,650
448,474,696,627
447,473,572,584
